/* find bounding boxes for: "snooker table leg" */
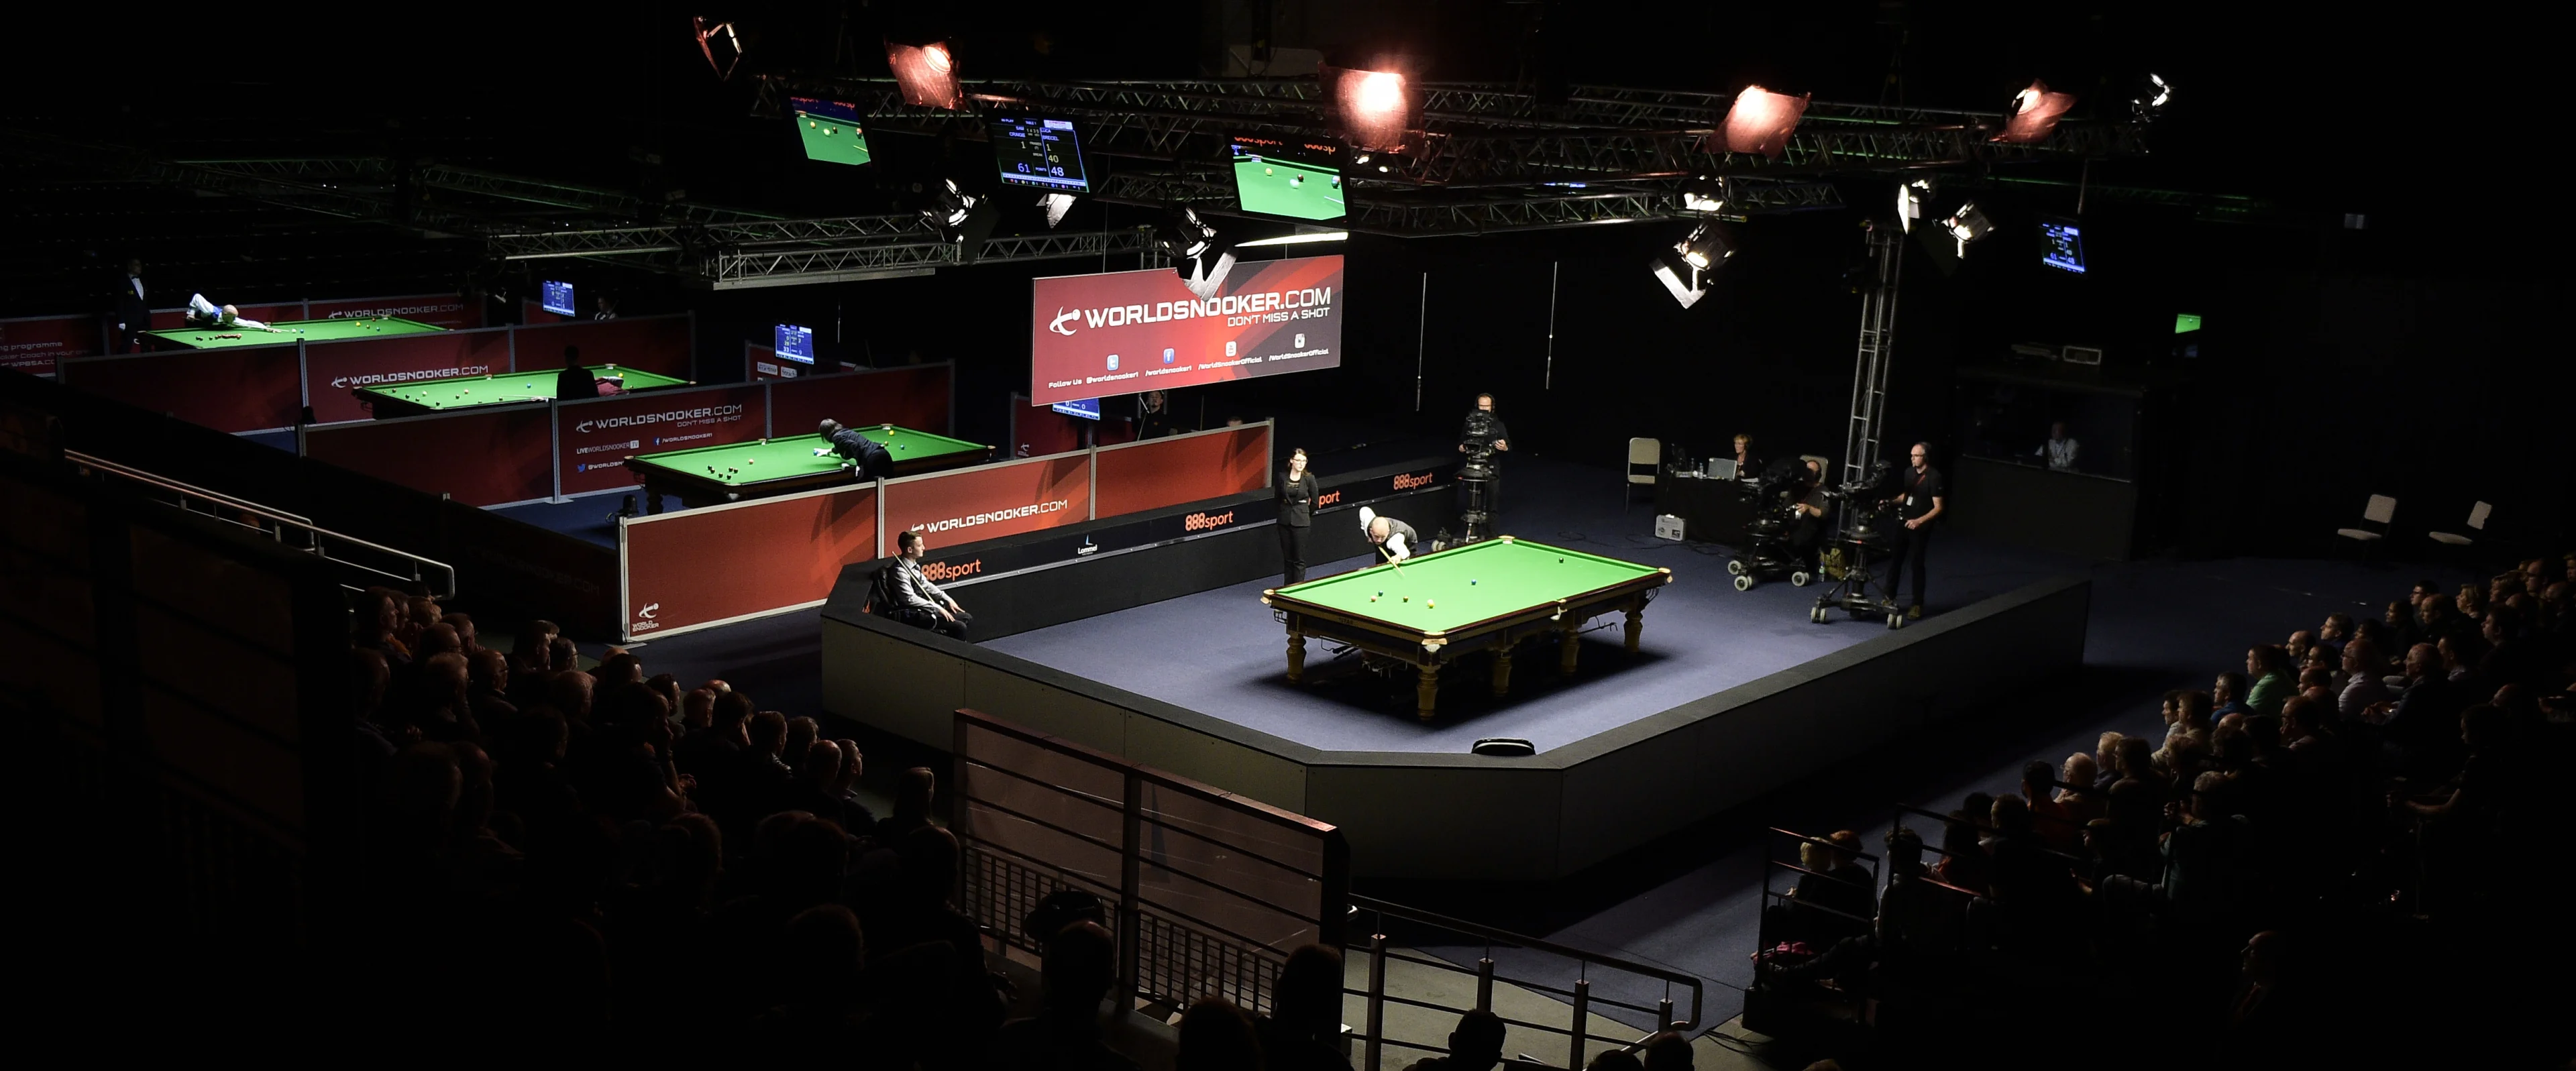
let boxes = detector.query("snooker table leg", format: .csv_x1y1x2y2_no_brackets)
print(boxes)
1624,601,1645,653
1285,628,1307,683
1415,663,1440,721
1489,638,1515,697
1558,624,1582,675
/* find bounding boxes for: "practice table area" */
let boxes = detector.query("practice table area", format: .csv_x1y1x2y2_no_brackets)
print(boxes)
1262,536,1672,720
143,317,443,349
625,427,994,512
355,364,690,418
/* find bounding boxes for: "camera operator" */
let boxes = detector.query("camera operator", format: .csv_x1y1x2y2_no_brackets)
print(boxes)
1789,458,1831,570
1458,392,1510,516
1882,442,1945,619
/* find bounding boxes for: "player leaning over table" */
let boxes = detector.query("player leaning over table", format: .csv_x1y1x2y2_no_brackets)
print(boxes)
182,293,285,333
814,418,896,480
1359,506,1419,565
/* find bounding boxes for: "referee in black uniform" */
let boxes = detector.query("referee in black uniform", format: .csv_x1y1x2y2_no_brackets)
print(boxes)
1276,447,1318,585
815,418,896,481
1882,441,1945,618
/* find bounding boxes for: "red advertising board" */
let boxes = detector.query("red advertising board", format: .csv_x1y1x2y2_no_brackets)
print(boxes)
146,302,307,333
1093,425,1272,518
514,315,692,380
1028,255,1344,407
305,328,516,424
768,363,953,439
303,406,556,507
621,484,880,640
746,343,793,381
555,383,767,497
57,346,303,433
306,292,483,330
881,454,1090,546
0,315,105,375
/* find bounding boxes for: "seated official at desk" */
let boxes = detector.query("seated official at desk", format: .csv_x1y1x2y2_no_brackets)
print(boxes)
1359,506,1419,564
2035,420,2080,471
1729,433,1762,477
814,418,896,480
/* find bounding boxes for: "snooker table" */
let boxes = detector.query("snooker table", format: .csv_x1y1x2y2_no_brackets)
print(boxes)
624,427,994,512
1260,536,1672,720
354,364,690,418
143,317,443,349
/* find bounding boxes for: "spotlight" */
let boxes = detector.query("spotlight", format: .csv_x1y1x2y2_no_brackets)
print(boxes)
886,40,965,110
1648,223,1730,308
1037,192,1076,229
1323,65,1415,152
693,17,743,81
1992,80,2077,144
1682,176,1727,213
1943,201,1994,258
1159,207,1236,300
1896,178,1931,233
2131,72,2173,124
1715,85,1809,158
920,178,999,262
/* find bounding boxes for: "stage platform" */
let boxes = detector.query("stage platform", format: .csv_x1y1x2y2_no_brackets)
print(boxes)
820,457,2093,881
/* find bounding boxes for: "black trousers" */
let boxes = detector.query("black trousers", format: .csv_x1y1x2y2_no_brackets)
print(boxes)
902,607,971,641
1278,522,1311,585
1886,524,1931,608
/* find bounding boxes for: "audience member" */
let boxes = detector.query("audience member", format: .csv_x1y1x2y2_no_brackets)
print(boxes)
1403,1009,1505,1071
1176,997,1265,1071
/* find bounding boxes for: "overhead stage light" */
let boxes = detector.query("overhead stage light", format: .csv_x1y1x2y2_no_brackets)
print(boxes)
1323,66,1415,153
1897,178,1931,232
1943,201,1994,258
2131,73,2174,124
1993,80,2077,144
1160,207,1237,300
887,40,965,110
920,178,998,262
1234,229,1349,248
1649,222,1731,308
1715,86,1809,158
694,17,743,82
1037,192,1077,229
1682,176,1727,213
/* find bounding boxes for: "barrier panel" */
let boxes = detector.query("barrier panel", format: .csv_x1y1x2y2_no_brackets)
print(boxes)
881,452,1091,546
767,362,953,437
302,405,556,508
146,301,307,333
513,313,691,378
0,314,105,375
305,292,482,330
619,483,881,639
304,327,516,424
554,382,768,498
1093,423,1271,518
56,345,304,433
746,343,792,381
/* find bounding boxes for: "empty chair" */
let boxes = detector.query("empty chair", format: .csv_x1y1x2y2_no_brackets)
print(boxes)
1627,437,1660,510
2332,494,2396,561
2428,500,2491,567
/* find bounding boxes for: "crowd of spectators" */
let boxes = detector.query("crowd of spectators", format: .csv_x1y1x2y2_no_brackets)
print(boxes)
1760,557,2576,1065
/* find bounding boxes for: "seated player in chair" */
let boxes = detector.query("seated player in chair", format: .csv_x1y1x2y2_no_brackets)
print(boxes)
814,418,896,481
880,530,971,640
1359,506,1419,565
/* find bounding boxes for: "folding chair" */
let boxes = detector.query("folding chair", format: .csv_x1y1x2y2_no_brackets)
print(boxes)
2428,501,2490,571
1625,437,1660,510
2332,494,2396,563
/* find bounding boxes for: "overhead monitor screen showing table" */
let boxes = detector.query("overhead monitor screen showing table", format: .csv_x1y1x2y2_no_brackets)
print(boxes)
991,115,1090,192
542,280,577,316
790,97,871,166
1230,133,1346,221
775,324,815,363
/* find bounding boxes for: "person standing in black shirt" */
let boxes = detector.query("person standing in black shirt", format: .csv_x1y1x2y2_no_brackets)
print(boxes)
554,345,602,400
1883,441,1945,618
1275,447,1319,585
113,259,150,353
814,418,895,480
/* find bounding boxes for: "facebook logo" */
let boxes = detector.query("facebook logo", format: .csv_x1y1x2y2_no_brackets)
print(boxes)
1225,341,1238,357
1107,354,1119,370
1163,348,1175,364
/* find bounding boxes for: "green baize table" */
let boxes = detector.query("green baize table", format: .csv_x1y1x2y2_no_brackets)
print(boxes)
354,364,690,418
1260,536,1672,720
624,427,994,512
143,316,443,349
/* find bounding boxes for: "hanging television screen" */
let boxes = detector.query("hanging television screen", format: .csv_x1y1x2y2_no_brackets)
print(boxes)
1229,133,1346,221
991,115,1091,192
2040,217,2088,274
541,280,576,317
774,324,815,363
790,97,871,166
1051,397,1102,420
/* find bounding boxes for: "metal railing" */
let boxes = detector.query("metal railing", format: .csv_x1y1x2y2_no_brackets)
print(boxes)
68,449,456,598
1347,895,1712,1071
952,708,1349,1019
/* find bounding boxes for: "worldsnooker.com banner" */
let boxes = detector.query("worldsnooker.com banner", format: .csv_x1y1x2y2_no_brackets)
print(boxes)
1028,255,1344,407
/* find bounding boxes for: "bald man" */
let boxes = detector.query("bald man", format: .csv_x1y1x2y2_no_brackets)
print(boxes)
1358,506,1418,565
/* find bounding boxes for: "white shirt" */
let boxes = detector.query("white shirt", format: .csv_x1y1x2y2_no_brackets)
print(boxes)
2338,673,2391,721
2038,437,2079,471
